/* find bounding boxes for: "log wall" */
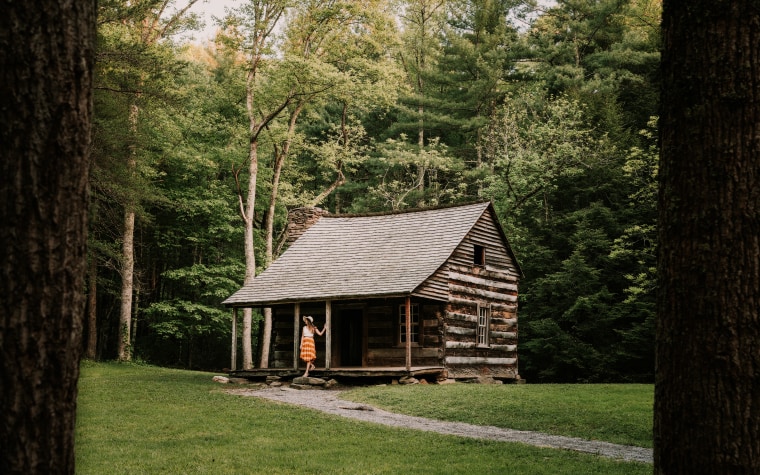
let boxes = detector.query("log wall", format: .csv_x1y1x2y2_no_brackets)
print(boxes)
365,300,443,367
444,265,519,378
415,206,520,299
441,210,520,379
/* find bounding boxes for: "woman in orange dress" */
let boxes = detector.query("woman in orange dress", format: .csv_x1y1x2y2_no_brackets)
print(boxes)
300,316,325,377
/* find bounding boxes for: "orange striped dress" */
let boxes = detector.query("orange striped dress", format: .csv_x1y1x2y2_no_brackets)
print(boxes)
300,326,316,362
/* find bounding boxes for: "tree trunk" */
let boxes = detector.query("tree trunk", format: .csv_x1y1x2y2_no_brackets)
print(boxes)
118,208,135,361
228,2,291,370
131,281,140,351
118,98,139,362
241,97,259,368
0,1,95,473
242,309,254,369
258,308,272,368
264,103,304,264
416,27,426,201
656,1,760,473
259,103,305,368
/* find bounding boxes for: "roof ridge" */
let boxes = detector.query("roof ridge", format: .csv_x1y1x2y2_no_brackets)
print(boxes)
322,200,489,219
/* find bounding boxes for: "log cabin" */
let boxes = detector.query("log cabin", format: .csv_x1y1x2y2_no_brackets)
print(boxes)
223,201,522,382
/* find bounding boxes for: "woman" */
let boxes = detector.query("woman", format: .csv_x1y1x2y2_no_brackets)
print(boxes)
300,316,325,377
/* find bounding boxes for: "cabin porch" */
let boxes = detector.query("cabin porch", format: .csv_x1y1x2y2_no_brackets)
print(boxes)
229,365,447,382
230,297,447,373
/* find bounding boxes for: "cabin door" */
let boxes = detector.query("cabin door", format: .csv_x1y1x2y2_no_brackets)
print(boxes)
337,309,363,367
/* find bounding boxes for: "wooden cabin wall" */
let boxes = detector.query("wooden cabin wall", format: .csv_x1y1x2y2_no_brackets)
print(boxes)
411,208,521,379
272,306,295,368
415,208,520,301
365,302,393,354
271,304,326,369
452,209,519,273
365,299,443,367
444,265,519,379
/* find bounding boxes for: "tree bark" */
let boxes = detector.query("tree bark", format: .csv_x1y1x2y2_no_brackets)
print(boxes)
241,131,258,369
118,94,138,362
656,1,760,473
0,1,95,473
118,207,135,361
240,47,262,370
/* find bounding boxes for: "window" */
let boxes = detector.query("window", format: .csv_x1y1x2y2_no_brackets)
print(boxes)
399,303,420,345
474,244,485,266
477,304,491,347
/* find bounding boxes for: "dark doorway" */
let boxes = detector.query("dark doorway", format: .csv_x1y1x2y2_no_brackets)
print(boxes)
338,309,363,367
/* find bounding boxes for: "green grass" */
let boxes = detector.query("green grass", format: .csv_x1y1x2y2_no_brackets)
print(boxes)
342,383,653,448
76,362,651,474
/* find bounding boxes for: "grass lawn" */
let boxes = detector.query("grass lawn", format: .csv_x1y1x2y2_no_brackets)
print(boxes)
76,362,651,474
342,383,653,448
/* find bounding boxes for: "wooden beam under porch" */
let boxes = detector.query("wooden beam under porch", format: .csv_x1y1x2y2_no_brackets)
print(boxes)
229,366,446,381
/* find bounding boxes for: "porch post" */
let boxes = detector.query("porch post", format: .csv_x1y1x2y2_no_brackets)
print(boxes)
325,300,332,370
231,307,238,371
405,296,411,371
293,303,300,371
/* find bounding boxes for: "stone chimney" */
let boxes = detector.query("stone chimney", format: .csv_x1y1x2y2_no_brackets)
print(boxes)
285,207,330,245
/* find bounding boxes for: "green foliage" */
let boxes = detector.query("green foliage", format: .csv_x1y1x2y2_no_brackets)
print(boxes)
481,89,613,218
472,1,660,382
359,135,468,209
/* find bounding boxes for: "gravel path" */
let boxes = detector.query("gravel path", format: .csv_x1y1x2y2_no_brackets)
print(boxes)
227,386,653,464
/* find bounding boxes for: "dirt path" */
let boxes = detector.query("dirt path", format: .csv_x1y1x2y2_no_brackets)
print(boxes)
227,386,653,464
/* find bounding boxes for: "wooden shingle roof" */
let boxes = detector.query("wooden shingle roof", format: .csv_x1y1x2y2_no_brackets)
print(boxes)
223,201,500,307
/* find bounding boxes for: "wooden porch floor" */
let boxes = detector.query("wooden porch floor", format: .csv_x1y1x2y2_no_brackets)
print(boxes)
230,366,446,381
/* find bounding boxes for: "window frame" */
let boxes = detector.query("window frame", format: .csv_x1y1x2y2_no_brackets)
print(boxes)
473,244,486,266
398,303,420,347
476,303,491,348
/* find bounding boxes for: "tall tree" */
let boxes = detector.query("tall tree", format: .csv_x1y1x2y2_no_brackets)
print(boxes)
0,1,95,473
264,0,400,255
436,0,520,188
219,0,294,369
228,0,400,366
656,0,760,472
115,0,201,362
94,0,202,362
526,0,660,138
482,0,661,383
397,0,447,202
481,89,651,382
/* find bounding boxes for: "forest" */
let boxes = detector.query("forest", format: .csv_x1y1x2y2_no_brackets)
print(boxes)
89,0,660,383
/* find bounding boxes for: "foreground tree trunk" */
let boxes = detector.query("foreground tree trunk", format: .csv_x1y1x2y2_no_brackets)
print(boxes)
0,1,95,473
656,1,760,473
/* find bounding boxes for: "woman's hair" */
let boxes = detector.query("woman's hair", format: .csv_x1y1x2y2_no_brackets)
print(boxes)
304,316,315,330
